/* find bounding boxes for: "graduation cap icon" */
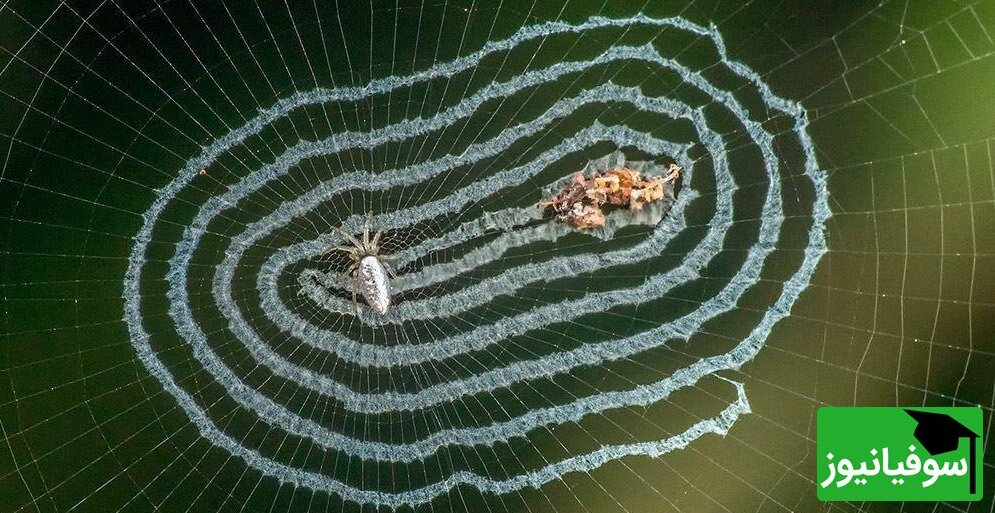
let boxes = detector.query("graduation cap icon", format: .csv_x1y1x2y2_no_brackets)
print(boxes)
904,409,980,495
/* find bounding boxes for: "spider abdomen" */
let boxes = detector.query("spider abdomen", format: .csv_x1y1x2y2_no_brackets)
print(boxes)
357,255,392,315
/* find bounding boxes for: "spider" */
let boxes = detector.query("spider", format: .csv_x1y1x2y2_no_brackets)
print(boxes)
326,213,399,315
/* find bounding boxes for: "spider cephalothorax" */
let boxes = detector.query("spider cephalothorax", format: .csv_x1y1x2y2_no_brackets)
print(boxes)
326,214,398,315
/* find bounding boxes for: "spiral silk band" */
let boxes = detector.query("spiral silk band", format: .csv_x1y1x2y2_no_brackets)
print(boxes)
123,14,828,508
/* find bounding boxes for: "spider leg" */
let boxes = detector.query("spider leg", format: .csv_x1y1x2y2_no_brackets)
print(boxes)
329,225,363,248
370,228,384,255
383,260,398,279
348,266,360,317
324,245,358,256
352,279,360,317
362,212,372,249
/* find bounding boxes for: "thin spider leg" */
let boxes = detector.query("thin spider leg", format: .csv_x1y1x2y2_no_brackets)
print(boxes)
324,245,359,256
362,212,372,249
348,267,360,316
383,260,398,279
329,225,363,248
336,262,358,291
345,261,359,277
370,228,384,255
352,278,359,316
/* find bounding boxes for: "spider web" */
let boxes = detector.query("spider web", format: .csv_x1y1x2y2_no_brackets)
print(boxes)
0,1,993,513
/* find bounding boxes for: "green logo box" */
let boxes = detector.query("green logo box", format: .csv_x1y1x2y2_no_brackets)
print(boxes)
817,407,982,501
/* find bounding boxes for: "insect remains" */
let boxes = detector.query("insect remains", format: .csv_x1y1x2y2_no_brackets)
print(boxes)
539,163,680,229
326,213,399,315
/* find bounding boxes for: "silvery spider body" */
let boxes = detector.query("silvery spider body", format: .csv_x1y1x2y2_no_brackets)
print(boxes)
326,214,398,315
357,255,391,315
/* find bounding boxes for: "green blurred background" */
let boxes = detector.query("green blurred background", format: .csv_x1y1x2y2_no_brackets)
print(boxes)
0,1,993,512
